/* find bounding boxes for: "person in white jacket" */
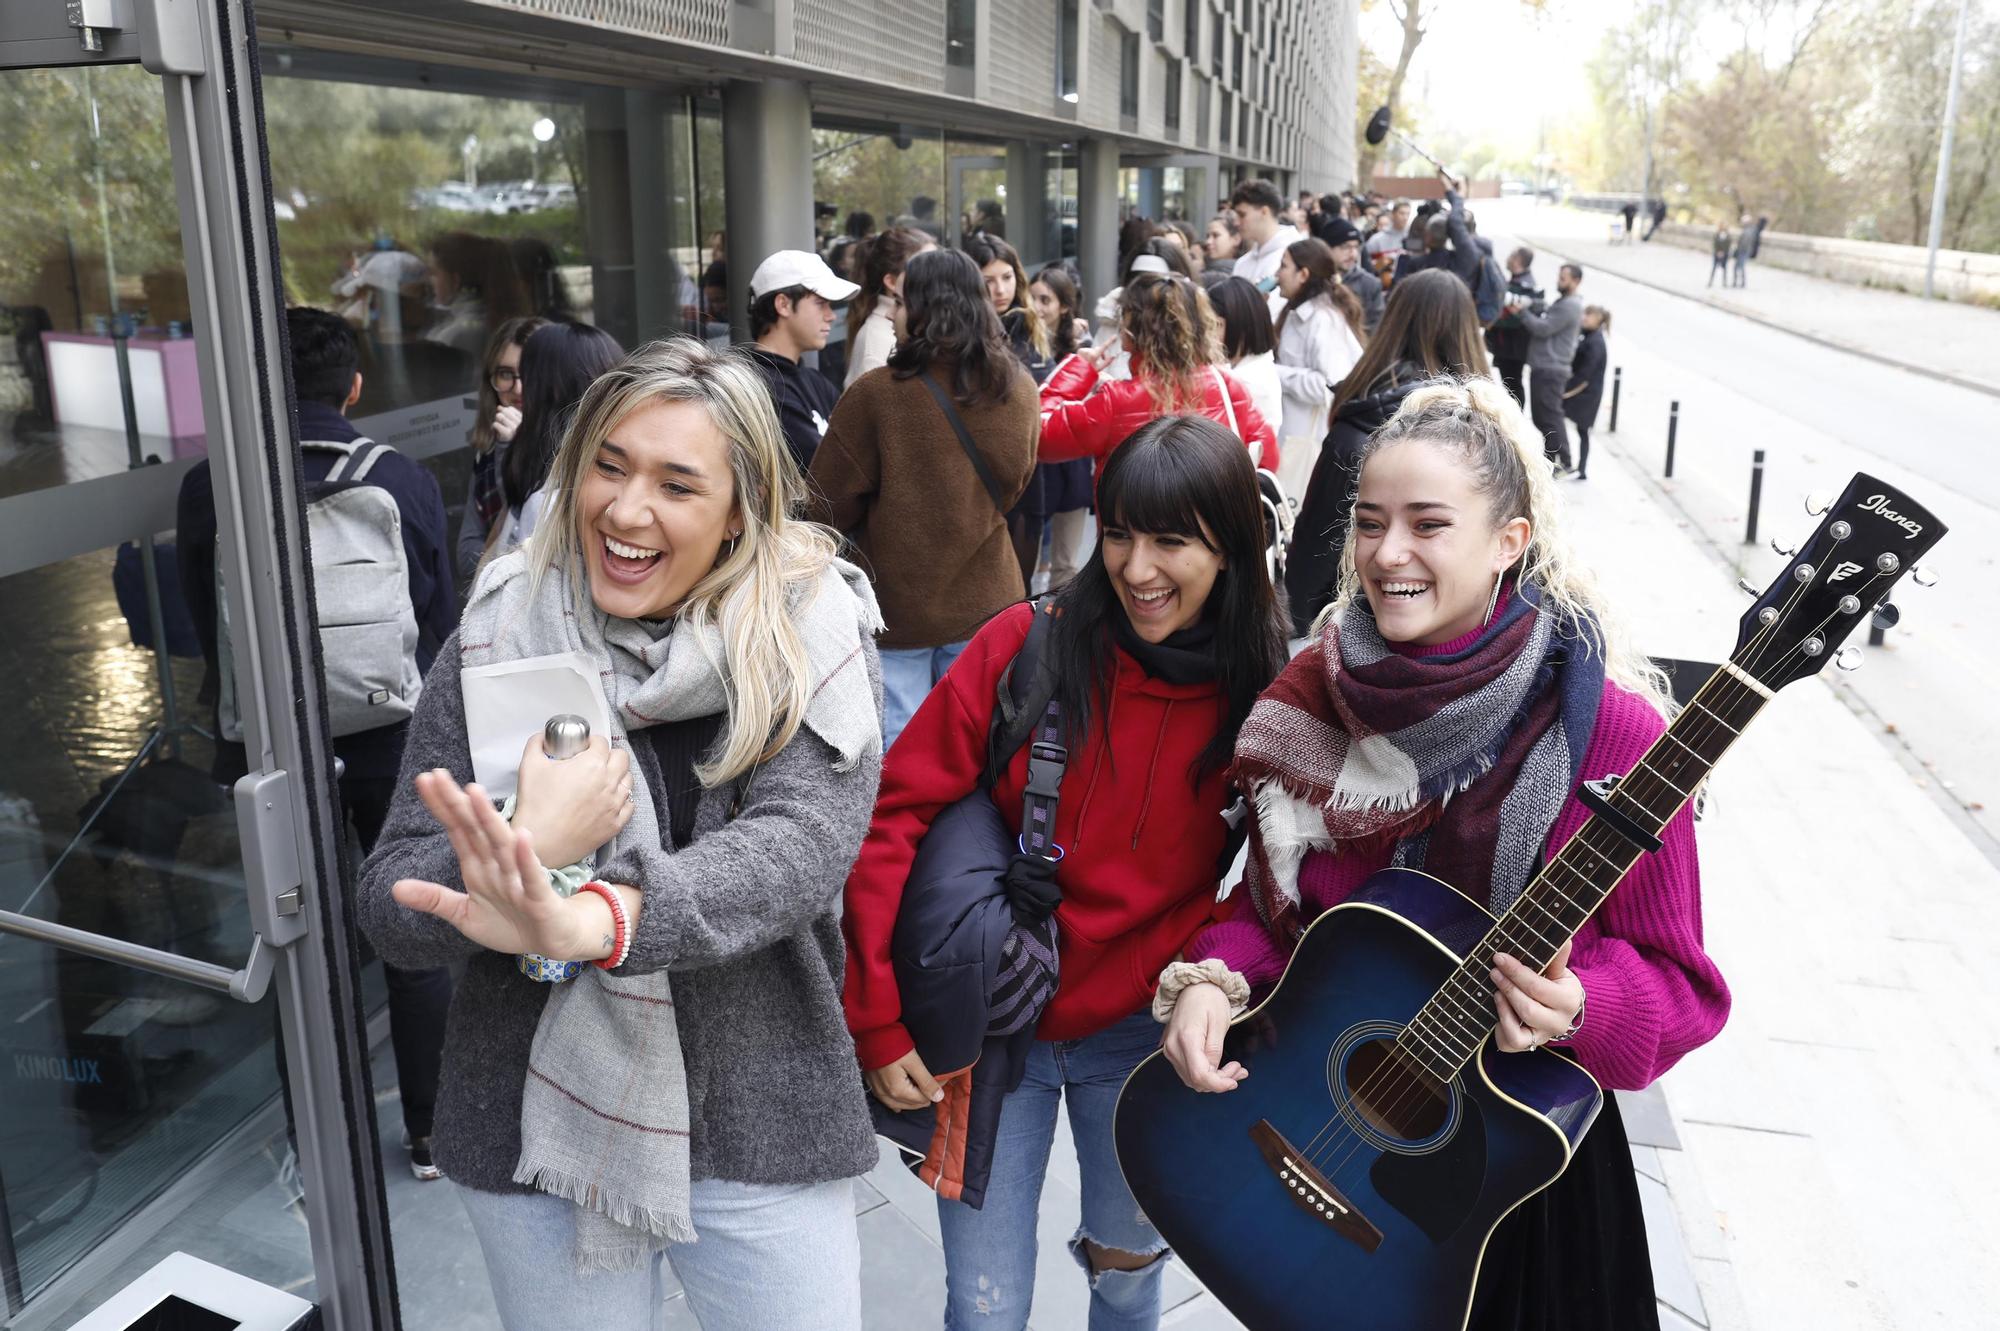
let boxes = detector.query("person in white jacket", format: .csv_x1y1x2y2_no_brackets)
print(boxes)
1207,274,1284,446
843,225,935,388
1270,237,1365,498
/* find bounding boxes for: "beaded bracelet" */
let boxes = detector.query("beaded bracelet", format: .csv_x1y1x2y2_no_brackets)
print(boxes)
576,880,631,971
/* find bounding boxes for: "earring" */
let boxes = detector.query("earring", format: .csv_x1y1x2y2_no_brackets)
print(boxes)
1482,570,1504,627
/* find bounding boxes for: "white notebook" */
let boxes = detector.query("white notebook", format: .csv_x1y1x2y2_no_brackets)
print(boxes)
460,651,613,801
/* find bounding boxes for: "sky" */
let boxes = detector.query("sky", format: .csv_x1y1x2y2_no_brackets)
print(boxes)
1358,1,1624,167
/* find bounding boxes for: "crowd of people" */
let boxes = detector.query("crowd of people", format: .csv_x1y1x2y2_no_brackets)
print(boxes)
228,166,1728,1331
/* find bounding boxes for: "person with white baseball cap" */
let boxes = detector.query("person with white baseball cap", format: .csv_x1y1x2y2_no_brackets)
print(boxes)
744,249,856,470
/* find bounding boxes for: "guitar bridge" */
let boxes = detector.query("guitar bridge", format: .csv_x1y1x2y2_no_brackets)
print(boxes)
1250,1119,1384,1253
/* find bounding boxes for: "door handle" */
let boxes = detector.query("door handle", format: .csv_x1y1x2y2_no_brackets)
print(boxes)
0,767,310,1003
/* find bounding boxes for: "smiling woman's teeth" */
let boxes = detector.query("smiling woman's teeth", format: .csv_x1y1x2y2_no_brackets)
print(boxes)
1381,581,1430,599
1132,589,1172,605
606,536,660,561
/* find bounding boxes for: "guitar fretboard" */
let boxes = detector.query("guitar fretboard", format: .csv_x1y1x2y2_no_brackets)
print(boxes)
1393,666,1768,1081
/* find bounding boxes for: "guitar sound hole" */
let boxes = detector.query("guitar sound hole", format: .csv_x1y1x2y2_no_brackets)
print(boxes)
1343,1038,1451,1142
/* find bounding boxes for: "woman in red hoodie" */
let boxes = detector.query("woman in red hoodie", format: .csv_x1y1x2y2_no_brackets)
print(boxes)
843,415,1289,1330
1039,271,1280,474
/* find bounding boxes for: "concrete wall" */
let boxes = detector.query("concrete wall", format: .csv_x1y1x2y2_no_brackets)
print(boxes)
1568,197,2000,307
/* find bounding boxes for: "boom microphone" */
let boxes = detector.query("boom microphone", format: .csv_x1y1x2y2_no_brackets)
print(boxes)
1363,104,1451,178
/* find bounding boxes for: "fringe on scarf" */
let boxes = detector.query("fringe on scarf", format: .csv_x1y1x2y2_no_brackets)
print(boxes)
512,1156,700,1270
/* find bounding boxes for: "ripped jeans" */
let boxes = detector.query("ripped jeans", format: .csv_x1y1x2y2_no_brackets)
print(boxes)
937,1009,1170,1331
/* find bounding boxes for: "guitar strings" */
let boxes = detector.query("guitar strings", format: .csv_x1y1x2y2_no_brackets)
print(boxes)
1292,552,1848,1188
1304,541,1880,1189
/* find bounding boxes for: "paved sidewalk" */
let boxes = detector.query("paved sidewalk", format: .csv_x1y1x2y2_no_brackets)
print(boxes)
1504,203,2000,397
1554,415,2000,1330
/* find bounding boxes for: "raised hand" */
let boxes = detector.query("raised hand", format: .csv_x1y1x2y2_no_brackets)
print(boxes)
392,769,613,960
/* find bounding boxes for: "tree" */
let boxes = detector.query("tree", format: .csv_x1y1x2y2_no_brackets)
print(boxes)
1355,0,1429,188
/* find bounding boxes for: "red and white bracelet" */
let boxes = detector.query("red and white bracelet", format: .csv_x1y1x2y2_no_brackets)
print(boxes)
576,880,631,971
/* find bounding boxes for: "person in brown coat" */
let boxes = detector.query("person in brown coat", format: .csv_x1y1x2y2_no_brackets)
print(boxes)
810,248,1040,744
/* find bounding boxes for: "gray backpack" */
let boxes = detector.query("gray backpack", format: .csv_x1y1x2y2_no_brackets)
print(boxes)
218,436,423,741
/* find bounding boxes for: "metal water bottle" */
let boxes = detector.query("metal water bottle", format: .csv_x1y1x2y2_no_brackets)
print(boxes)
543,714,590,760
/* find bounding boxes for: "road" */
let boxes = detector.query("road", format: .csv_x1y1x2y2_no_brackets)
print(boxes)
1479,199,2000,856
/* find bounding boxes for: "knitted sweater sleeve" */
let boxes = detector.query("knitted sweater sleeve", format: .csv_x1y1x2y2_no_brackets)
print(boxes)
1558,685,1732,1091
598,642,885,976
355,633,493,971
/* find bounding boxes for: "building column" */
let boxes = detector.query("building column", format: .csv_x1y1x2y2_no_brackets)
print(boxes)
1135,166,1164,222
1005,142,1049,269
721,77,813,343
624,88,677,344
582,89,637,347
1078,137,1120,310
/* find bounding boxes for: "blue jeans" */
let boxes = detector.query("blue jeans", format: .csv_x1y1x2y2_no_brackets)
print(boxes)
937,1010,1172,1331
458,1177,861,1330
881,639,970,748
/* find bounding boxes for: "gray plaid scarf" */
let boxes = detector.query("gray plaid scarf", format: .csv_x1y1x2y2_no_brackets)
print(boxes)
460,547,882,1271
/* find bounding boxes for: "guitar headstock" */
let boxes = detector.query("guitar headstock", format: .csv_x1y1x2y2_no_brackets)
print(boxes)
1734,473,1945,693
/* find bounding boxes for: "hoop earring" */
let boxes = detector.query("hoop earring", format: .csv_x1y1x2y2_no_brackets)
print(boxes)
1482,570,1504,627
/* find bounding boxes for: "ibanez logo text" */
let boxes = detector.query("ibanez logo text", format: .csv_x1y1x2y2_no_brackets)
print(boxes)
1857,493,1923,540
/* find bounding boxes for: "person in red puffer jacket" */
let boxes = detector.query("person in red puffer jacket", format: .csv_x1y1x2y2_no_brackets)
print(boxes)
843,416,1290,1331
1039,271,1280,475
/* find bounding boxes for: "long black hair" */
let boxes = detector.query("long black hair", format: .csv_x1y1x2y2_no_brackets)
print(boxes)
888,248,1020,407
1046,414,1289,782
501,319,626,510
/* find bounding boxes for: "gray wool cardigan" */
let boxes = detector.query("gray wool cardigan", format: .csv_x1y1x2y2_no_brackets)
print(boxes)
356,630,883,1194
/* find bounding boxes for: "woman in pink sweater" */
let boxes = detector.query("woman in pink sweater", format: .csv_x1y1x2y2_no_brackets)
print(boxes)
1156,376,1729,1331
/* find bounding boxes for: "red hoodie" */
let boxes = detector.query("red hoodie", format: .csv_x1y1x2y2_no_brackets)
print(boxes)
1038,354,1281,473
842,602,1245,1071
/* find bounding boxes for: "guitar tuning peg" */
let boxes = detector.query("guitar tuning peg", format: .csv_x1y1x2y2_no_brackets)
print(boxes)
1804,491,1833,516
1835,646,1864,671
1736,578,1759,597
1911,565,1938,588
1769,537,1798,557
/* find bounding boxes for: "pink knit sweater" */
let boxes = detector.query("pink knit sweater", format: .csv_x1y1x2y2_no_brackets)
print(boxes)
1191,625,1732,1092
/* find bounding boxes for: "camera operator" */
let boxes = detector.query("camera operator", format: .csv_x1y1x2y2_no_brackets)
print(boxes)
1484,245,1542,406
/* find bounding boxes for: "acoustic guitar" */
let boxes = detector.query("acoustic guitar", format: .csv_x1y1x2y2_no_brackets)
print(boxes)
1113,472,1943,1330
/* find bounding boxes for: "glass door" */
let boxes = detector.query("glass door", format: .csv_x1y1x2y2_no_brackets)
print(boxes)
0,4,396,1327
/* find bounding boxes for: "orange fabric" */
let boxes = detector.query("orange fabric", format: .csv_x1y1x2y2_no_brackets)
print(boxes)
918,1065,977,1201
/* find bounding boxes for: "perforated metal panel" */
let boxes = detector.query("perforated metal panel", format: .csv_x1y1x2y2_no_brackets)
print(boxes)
795,0,947,92
484,0,729,44
1087,12,1122,122
987,0,1059,112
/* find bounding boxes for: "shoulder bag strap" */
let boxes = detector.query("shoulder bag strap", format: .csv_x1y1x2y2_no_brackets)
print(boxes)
341,435,392,483
1211,367,1241,442
916,371,1008,513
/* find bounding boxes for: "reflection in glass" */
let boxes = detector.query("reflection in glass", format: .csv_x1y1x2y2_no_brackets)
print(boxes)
0,62,308,1324
0,65,204,502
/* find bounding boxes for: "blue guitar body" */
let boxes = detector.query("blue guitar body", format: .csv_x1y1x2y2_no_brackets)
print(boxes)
1114,868,1604,1331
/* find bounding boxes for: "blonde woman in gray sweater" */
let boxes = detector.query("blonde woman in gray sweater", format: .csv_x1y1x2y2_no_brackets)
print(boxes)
360,339,883,1329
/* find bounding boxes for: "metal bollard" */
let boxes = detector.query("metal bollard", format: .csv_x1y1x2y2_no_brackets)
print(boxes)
1665,400,1679,478
1608,366,1622,434
1744,449,1765,545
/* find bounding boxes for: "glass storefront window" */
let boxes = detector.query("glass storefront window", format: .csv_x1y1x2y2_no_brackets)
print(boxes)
0,62,309,1323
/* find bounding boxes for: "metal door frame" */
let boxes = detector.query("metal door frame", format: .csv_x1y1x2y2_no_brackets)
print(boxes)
0,4,399,1326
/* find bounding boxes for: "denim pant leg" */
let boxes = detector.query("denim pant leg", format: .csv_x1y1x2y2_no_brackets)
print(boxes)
457,1186,667,1330
938,1039,1064,1331
667,1178,862,1331
931,639,970,683
879,646,937,749
1060,1010,1174,1331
